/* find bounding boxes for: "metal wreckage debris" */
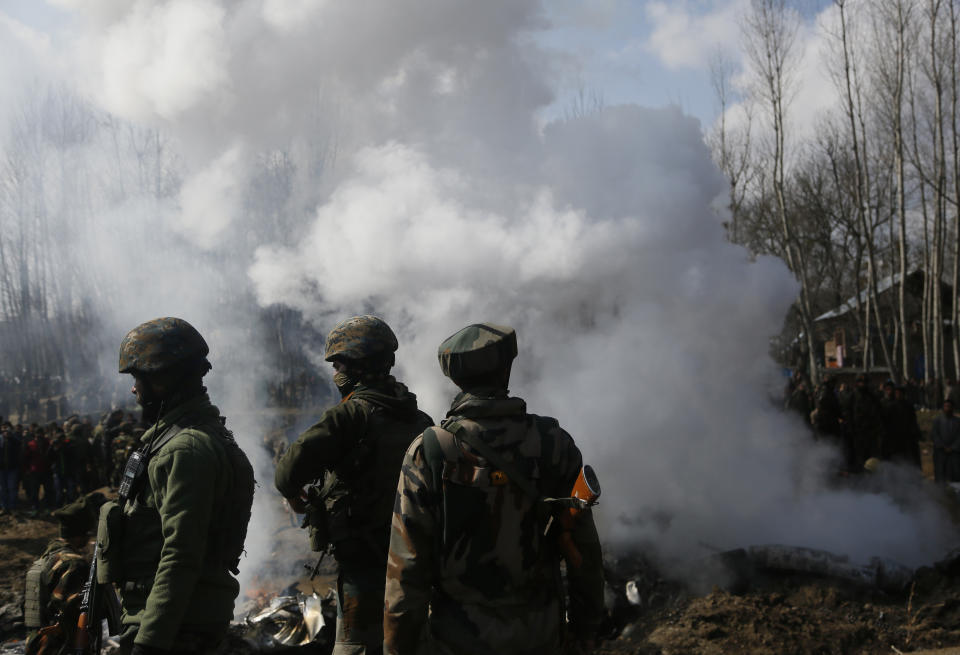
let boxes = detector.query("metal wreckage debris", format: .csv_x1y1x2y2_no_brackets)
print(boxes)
93,591,336,655
242,591,336,651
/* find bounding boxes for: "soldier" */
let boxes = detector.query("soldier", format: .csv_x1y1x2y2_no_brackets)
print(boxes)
384,323,605,655
111,423,138,488
92,409,123,487
96,317,255,655
24,492,106,655
275,315,433,655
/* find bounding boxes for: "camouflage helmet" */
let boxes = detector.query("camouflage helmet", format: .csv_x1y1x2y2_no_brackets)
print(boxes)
438,323,517,381
119,317,209,374
324,315,398,362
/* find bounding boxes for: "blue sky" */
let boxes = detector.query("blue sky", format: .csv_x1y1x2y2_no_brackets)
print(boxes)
539,0,834,128
1,0,835,132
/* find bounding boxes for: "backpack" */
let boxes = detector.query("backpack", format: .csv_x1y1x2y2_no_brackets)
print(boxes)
420,414,563,600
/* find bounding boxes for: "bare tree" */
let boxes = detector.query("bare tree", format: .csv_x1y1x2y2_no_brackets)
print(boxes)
708,50,756,244
742,0,821,379
870,0,917,379
828,0,896,376
948,0,960,380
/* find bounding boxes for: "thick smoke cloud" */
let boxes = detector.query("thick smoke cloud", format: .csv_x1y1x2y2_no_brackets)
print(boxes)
4,0,957,594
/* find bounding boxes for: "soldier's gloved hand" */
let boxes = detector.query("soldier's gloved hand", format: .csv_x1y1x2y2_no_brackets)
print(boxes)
131,644,169,655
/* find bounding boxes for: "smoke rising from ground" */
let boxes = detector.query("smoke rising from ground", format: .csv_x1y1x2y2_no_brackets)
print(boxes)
3,0,958,593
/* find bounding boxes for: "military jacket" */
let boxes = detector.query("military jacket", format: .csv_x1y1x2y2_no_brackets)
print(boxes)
383,391,604,655
102,394,254,651
274,377,433,559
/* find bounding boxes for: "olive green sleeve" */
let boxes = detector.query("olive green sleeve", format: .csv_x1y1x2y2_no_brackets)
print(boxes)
134,438,221,650
274,401,369,499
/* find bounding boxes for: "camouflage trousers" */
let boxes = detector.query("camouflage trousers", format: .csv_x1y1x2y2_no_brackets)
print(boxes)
334,562,385,655
116,622,226,654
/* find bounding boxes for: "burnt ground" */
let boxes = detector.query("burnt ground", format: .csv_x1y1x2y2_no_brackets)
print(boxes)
6,514,960,655
598,567,960,655
0,429,958,654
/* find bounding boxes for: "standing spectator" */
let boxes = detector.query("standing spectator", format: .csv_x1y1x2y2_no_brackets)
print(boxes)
906,378,923,409
49,426,82,507
813,376,843,445
927,378,943,410
948,379,960,407
880,385,922,467
21,427,51,513
785,379,812,426
932,398,960,483
842,374,884,472
0,422,20,512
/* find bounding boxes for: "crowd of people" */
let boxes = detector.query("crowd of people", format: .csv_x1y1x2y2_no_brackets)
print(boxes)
0,408,145,515
784,372,960,478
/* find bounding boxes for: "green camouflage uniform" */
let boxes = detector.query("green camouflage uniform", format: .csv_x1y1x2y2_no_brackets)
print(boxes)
98,394,254,653
24,493,105,655
24,539,89,655
275,378,433,655
383,392,603,655
384,324,604,655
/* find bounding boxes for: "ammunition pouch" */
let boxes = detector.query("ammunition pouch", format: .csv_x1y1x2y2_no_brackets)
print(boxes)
96,501,124,584
23,558,45,628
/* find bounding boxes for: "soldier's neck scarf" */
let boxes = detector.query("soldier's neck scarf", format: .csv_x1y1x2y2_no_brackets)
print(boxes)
334,371,357,398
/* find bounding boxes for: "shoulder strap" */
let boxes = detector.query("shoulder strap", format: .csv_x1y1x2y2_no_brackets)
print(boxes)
147,423,185,455
428,425,463,462
443,418,542,502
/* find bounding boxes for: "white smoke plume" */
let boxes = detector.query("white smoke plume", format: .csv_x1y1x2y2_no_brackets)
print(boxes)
2,0,956,598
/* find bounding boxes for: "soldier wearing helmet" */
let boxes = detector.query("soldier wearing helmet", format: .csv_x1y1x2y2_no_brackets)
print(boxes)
384,323,605,655
24,492,106,655
275,315,432,655
97,317,255,655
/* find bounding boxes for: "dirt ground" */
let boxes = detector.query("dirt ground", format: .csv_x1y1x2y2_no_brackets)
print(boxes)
6,511,960,655
1,428,959,654
0,511,59,599
597,569,960,655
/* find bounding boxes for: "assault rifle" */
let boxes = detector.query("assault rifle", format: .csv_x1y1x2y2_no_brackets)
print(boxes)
544,465,601,570
30,541,119,655
70,540,120,655
71,539,101,654
301,479,332,580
